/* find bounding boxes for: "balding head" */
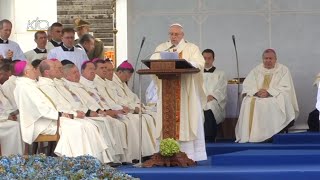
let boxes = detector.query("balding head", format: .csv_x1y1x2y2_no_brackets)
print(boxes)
39,59,56,79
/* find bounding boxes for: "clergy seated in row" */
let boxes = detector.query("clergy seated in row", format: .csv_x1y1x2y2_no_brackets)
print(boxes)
47,60,127,163
0,19,26,60
91,59,157,161
47,27,88,70
202,49,227,142
60,59,155,162
0,83,23,156
46,22,63,51
24,31,48,62
37,59,123,164
13,61,111,163
235,49,299,143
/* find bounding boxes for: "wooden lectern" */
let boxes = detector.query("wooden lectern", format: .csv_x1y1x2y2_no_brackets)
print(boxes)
137,59,199,167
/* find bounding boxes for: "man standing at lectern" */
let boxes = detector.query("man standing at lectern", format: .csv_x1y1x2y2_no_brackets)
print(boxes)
150,23,207,161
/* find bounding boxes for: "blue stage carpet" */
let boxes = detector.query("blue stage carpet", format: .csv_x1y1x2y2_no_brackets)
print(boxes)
119,157,320,180
212,149,320,166
120,133,320,180
206,142,320,156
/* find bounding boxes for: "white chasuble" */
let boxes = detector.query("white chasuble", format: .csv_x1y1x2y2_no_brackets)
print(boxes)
236,63,299,143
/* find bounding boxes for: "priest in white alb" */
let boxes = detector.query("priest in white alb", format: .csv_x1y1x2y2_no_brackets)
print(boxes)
24,31,48,62
47,27,88,70
13,61,111,163
46,22,63,51
235,49,299,143
202,49,227,142
0,19,26,60
150,23,207,161
0,85,23,156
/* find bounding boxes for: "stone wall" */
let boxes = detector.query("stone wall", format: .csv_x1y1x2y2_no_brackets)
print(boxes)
57,0,114,46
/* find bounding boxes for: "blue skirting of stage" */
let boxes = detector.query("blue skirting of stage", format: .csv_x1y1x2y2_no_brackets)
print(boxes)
273,132,320,144
119,132,320,180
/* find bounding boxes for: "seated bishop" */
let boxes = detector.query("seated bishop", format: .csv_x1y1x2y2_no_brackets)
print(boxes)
235,49,299,143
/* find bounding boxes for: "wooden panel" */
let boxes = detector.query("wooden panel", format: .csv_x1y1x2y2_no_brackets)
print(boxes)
35,134,59,142
162,78,178,139
150,61,176,70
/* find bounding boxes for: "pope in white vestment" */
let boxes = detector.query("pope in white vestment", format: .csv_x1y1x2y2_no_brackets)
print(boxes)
0,85,23,156
13,61,110,162
150,23,207,161
235,49,299,143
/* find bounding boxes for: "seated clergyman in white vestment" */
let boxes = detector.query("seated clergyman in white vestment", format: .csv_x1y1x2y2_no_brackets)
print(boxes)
37,59,120,163
235,49,299,143
202,49,227,142
47,27,89,70
24,31,48,62
92,59,156,161
0,85,23,156
13,61,111,163
61,61,133,163
0,19,26,60
150,23,207,161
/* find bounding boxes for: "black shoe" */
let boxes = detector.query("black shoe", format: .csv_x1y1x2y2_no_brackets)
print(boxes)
107,162,122,168
132,159,139,164
122,162,133,165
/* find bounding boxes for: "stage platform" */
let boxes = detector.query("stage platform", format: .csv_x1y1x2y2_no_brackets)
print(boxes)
119,132,320,180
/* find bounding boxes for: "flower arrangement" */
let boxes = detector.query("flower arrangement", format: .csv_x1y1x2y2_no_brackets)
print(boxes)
159,138,180,157
0,154,135,179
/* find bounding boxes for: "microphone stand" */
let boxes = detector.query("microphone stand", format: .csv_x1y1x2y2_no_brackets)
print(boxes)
132,37,146,92
133,62,143,168
232,35,241,117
